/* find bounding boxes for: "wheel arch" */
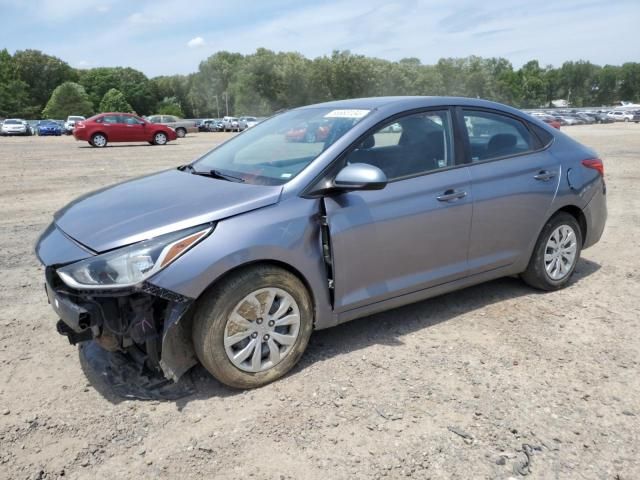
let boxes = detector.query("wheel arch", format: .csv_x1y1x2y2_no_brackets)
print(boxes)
91,131,108,140
552,205,587,246
195,259,317,324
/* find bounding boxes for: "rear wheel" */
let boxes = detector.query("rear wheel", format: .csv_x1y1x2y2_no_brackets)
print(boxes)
153,132,168,145
90,133,107,148
192,265,313,389
175,127,186,138
521,212,582,291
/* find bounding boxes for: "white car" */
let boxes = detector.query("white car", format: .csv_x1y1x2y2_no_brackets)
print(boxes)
1,119,30,136
64,116,86,134
238,116,259,129
221,116,241,132
606,111,634,122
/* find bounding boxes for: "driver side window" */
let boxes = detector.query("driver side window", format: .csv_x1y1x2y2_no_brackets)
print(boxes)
344,110,454,181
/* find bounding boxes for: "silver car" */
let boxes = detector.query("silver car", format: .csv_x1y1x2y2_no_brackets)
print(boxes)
36,97,607,389
147,115,198,137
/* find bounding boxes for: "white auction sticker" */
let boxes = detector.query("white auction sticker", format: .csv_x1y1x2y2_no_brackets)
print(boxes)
324,109,370,119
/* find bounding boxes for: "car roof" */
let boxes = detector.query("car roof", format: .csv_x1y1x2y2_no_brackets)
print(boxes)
298,96,525,117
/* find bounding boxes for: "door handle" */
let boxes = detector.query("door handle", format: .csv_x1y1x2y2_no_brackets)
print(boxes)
437,189,467,202
534,170,556,181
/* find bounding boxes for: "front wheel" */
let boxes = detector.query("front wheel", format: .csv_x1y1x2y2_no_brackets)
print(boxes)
521,212,582,291
153,132,168,145
175,127,186,138
192,265,313,389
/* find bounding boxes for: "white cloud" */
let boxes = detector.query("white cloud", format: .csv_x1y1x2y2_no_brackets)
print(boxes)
187,36,206,48
97,5,110,13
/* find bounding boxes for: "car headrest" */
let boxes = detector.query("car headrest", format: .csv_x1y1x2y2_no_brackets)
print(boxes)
487,133,517,153
399,117,427,145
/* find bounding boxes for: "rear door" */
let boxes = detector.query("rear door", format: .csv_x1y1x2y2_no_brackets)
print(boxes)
461,108,560,274
324,109,473,312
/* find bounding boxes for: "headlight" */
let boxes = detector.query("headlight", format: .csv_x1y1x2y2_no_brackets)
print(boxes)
57,225,213,289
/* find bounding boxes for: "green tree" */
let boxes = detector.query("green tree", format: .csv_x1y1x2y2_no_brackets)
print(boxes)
13,49,77,116
42,81,93,118
79,67,155,115
151,75,193,116
0,49,30,117
99,88,134,113
618,62,640,102
156,97,184,117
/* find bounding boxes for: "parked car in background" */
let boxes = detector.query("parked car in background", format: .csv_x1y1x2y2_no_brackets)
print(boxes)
37,120,63,136
27,120,40,133
64,116,86,135
36,96,607,389
285,119,331,142
198,119,222,132
73,113,177,147
1,119,31,136
146,115,197,137
575,113,595,124
221,116,242,132
239,116,259,129
607,111,634,122
529,113,561,130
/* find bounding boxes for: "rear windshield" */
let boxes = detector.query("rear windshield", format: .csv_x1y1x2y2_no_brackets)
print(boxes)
4,120,21,124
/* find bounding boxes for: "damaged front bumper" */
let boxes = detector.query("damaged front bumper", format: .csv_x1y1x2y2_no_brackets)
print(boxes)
43,265,198,382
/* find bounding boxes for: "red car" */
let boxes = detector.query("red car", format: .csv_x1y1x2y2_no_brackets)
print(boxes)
285,120,331,143
73,113,178,147
542,118,561,130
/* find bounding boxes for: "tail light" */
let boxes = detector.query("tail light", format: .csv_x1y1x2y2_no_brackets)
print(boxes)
76,122,85,129
582,158,604,176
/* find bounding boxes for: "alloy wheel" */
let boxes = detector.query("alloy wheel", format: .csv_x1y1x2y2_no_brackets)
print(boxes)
223,287,300,373
544,225,578,280
92,134,106,147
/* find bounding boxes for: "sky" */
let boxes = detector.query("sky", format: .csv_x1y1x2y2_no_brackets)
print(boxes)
0,0,638,78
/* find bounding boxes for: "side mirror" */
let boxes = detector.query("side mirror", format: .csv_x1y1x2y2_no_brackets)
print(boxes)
334,163,387,191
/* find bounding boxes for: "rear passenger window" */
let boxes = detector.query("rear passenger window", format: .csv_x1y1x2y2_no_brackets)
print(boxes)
345,110,454,181
462,110,533,161
528,122,553,148
102,115,120,124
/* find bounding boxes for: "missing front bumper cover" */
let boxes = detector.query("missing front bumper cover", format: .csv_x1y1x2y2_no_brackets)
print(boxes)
79,341,195,400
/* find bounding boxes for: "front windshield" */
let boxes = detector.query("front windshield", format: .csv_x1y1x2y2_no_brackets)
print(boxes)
69,116,84,122
192,107,370,185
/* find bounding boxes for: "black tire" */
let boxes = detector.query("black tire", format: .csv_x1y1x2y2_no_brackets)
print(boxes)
90,133,107,147
192,265,313,389
521,212,582,291
175,127,186,138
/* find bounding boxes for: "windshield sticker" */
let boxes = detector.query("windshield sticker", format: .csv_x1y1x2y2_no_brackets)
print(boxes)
324,109,370,119
281,173,292,178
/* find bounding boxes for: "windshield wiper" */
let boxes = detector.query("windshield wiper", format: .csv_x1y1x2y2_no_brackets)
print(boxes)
178,165,245,183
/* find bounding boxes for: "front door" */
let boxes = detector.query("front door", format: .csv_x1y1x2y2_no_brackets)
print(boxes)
122,115,147,141
324,109,473,312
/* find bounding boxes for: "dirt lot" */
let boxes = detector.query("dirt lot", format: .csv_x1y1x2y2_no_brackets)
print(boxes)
0,125,638,480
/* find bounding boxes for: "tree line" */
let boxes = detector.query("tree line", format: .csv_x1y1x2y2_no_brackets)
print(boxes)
1,48,639,120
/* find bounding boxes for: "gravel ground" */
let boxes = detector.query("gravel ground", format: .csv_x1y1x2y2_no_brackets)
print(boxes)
0,126,638,480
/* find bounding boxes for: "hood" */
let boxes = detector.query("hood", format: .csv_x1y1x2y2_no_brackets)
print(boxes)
54,169,283,252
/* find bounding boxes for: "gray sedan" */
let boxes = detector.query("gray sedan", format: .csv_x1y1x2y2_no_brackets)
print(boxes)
36,97,607,389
